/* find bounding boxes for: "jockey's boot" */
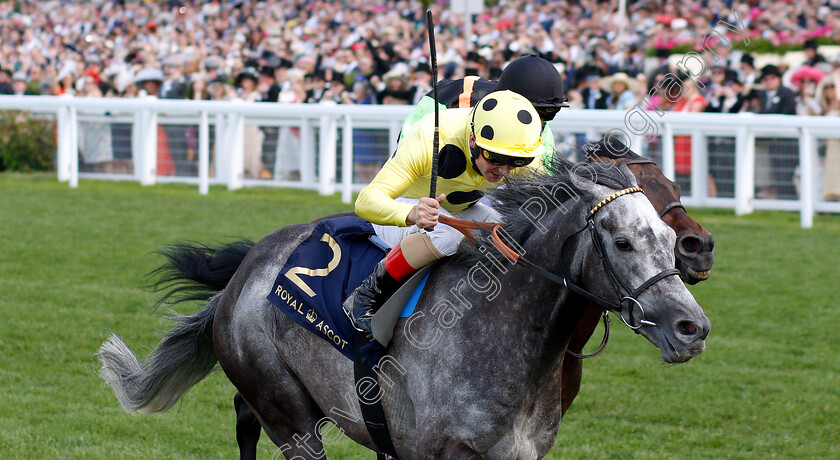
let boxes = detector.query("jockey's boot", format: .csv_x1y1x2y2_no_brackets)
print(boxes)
343,242,417,337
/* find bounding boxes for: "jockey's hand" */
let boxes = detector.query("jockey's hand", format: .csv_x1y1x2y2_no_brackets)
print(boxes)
407,194,446,229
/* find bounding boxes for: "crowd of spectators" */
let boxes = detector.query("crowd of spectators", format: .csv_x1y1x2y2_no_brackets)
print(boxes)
1,0,839,109
2,0,840,197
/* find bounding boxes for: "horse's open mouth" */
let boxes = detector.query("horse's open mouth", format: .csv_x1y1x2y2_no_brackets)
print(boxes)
677,259,711,284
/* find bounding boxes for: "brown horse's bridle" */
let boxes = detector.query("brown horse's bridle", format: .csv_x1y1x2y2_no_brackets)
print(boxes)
620,158,687,218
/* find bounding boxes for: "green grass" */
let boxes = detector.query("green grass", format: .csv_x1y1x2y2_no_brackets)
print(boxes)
2,173,839,459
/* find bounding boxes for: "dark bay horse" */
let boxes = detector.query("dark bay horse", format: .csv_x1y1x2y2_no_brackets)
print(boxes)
99,159,710,459
560,139,717,414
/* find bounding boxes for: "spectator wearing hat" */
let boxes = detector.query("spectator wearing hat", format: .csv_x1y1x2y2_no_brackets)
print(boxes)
376,68,413,106
258,65,280,103
757,64,798,199
578,68,609,110
256,65,281,179
803,39,826,68
203,56,225,83
705,69,746,198
304,71,327,104
758,65,796,115
132,68,175,176
739,54,758,93
235,67,269,180
235,68,261,101
11,71,34,95
409,63,433,105
600,72,639,111
790,66,826,116
706,68,746,114
160,56,190,100
817,69,840,200
134,68,165,97
207,76,235,101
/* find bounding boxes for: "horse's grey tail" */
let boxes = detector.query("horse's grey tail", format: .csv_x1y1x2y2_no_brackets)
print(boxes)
97,293,220,414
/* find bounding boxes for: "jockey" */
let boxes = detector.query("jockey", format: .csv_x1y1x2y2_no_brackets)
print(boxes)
344,90,545,336
400,55,569,162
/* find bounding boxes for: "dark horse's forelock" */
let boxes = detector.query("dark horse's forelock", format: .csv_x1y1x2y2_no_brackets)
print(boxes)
455,153,636,264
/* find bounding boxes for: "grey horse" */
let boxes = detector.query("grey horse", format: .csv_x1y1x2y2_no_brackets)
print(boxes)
99,160,710,459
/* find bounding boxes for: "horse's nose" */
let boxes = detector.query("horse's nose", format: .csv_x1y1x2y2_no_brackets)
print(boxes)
679,235,703,255
674,316,711,343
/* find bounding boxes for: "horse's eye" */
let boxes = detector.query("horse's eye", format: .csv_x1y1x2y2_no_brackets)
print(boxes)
615,239,633,252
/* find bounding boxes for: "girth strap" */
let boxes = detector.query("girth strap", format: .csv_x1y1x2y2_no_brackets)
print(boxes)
353,331,399,459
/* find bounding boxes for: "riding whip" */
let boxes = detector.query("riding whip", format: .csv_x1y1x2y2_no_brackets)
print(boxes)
426,9,439,199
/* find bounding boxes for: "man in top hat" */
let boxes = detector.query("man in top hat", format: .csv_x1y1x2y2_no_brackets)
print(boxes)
578,66,609,110
758,64,796,115
258,65,280,102
739,53,758,93
756,64,798,199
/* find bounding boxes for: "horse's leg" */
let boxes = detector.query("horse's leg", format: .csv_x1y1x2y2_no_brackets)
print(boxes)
216,300,328,460
235,392,261,460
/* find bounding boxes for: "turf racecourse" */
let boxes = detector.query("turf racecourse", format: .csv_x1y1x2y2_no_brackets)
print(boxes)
2,173,839,459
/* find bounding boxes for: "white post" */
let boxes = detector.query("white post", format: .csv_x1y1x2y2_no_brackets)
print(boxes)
690,129,707,203
662,123,675,180
68,107,79,189
342,115,354,204
198,111,210,195
213,113,225,183
300,119,315,187
630,133,644,157
56,104,71,182
131,110,142,180
735,124,755,215
389,120,400,154
318,110,337,195
226,112,244,190
137,104,158,186
799,127,814,228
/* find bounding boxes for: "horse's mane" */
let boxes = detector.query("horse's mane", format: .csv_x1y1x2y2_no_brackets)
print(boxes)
454,152,636,265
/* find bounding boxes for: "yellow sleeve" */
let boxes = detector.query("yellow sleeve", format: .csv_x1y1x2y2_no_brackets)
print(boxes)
355,124,432,226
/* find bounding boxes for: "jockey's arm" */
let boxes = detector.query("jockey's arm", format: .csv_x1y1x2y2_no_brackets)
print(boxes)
355,127,432,227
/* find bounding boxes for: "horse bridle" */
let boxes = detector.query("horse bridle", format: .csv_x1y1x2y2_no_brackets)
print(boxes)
621,158,686,219
487,187,680,331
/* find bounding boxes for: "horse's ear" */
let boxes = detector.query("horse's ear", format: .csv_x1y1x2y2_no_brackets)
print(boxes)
566,165,601,203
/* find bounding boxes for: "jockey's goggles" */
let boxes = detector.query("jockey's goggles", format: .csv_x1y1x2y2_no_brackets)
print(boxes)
481,148,534,168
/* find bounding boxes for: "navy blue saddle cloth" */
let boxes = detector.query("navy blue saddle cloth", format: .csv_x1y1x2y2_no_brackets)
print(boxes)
267,216,389,366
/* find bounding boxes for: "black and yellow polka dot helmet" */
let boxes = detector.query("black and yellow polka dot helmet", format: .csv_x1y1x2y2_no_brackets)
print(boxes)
469,90,544,158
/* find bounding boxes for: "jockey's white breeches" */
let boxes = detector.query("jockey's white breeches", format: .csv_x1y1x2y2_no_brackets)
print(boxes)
373,197,501,257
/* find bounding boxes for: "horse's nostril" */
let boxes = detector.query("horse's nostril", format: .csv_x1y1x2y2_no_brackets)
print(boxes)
681,236,702,253
677,320,698,337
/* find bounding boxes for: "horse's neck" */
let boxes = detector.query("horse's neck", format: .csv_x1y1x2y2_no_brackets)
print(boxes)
484,219,588,376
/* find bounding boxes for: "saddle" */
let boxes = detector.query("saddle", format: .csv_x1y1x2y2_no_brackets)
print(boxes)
266,216,431,366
